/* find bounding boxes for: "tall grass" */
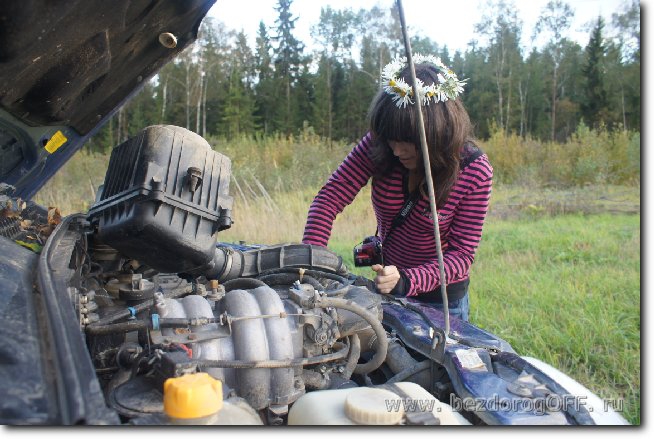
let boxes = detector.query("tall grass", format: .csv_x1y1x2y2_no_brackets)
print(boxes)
220,185,376,245
205,128,355,195
483,124,640,186
34,150,110,213
36,124,639,216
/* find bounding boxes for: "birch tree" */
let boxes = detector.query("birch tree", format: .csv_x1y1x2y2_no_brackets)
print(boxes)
534,0,574,141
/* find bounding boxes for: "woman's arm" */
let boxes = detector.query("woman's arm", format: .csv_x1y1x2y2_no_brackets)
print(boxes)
302,133,376,247
400,156,493,296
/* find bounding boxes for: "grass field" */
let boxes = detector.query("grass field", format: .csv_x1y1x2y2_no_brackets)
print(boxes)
33,147,641,425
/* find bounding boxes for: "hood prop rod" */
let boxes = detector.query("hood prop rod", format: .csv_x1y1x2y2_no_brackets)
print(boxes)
395,0,451,337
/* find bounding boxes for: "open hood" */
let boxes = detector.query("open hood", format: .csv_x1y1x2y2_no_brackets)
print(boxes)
0,0,216,199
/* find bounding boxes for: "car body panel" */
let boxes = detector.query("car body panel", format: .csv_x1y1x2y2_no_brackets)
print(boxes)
0,0,217,198
0,236,48,424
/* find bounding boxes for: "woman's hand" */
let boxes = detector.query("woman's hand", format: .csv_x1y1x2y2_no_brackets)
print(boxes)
371,264,401,294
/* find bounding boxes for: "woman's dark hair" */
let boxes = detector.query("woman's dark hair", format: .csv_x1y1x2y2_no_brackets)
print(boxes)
368,62,474,208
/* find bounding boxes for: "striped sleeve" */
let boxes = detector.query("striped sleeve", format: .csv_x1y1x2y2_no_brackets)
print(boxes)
302,133,376,246
402,155,493,296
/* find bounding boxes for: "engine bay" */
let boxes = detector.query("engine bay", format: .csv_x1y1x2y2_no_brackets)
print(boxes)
44,213,460,425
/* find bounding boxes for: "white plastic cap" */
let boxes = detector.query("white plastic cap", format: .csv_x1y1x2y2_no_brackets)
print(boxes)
344,388,404,425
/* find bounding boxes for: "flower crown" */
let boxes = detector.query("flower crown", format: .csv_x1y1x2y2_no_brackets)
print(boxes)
381,54,467,108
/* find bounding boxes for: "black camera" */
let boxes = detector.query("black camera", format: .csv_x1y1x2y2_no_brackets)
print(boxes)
353,236,383,267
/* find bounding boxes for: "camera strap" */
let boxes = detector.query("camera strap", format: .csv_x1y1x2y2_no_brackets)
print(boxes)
384,145,483,240
380,186,422,246
376,145,484,263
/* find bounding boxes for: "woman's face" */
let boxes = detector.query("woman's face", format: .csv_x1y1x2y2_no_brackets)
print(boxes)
388,140,420,170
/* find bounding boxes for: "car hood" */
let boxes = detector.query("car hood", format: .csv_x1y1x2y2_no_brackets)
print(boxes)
0,0,216,199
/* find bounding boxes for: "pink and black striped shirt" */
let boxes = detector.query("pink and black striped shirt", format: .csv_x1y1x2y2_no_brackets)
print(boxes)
302,132,493,298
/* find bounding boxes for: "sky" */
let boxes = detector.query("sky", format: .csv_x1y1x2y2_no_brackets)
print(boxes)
207,0,632,54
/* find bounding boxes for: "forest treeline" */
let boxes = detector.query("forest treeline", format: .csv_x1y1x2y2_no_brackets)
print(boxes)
86,0,640,152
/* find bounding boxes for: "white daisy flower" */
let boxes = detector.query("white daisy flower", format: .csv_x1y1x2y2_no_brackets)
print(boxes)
381,53,466,107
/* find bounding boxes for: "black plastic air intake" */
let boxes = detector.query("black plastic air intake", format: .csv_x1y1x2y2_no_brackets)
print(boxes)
205,243,347,280
87,125,346,279
88,125,233,275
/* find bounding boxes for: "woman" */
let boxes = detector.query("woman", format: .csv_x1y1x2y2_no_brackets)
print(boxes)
302,54,492,322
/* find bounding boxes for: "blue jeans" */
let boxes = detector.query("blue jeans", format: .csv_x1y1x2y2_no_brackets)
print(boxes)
420,294,470,322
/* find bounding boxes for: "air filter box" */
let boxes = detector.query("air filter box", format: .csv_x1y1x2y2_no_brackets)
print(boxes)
87,125,233,274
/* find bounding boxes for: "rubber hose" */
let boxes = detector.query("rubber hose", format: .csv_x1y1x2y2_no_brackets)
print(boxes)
222,277,267,292
323,284,352,297
386,360,431,384
315,297,388,375
195,341,349,369
210,244,347,280
85,319,149,335
343,334,361,380
257,268,349,284
88,283,193,328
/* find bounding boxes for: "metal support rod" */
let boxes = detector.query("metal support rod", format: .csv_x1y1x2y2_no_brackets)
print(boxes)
395,0,450,336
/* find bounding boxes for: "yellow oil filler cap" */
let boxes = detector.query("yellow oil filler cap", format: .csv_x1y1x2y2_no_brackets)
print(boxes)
163,373,223,419
344,388,404,425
